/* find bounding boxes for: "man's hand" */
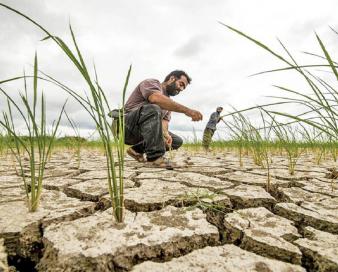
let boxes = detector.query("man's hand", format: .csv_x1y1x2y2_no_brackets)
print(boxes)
164,133,173,146
185,109,203,121
162,119,172,147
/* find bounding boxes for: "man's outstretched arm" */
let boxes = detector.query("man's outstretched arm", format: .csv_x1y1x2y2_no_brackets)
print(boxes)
148,92,203,121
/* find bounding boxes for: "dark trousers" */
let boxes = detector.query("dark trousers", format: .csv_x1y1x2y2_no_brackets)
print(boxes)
124,104,183,161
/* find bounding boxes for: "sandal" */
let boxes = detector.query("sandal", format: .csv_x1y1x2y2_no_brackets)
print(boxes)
146,157,178,170
127,147,146,163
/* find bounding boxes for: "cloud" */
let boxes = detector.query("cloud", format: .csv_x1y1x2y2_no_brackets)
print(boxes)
0,0,337,138
174,35,208,58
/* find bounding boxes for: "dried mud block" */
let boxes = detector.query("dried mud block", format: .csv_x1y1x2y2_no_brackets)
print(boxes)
0,239,9,272
274,200,338,234
134,170,180,180
0,176,22,189
294,227,338,272
74,170,135,181
0,159,17,172
42,168,79,178
132,244,305,272
163,172,234,191
42,177,82,191
249,168,325,181
179,156,227,167
65,179,134,202
172,152,225,167
296,158,336,169
73,170,108,180
134,167,166,173
222,185,276,209
216,171,290,188
176,166,234,175
295,179,338,198
0,187,25,203
38,206,220,271
99,179,231,213
277,187,328,204
316,176,338,184
19,167,76,179
74,161,108,171
226,164,257,171
0,191,96,262
223,207,302,264
294,165,329,173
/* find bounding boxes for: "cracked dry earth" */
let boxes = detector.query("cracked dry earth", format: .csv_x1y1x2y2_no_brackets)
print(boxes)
0,149,337,272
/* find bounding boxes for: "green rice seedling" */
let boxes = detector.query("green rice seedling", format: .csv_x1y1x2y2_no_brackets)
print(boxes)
221,114,249,167
328,139,337,162
178,190,231,214
300,126,329,165
238,114,266,167
278,127,302,174
65,112,84,169
0,54,65,212
192,126,201,152
313,133,327,165
265,112,303,175
0,130,7,155
0,4,131,222
46,42,131,223
250,112,273,191
222,110,273,190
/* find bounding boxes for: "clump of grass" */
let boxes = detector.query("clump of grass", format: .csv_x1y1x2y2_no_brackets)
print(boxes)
178,189,231,214
0,54,65,212
0,130,8,155
328,139,337,162
300,127,329,165
222,110,273,190
248,113,272,191
65,112,85,169
230,112,270,168
266,114,303,175
44,31,131,223
222,113,250,167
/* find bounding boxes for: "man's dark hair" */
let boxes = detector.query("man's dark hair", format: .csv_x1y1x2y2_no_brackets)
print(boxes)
164,70,192,84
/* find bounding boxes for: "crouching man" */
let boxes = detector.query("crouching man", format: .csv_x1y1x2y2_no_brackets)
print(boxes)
124,70,203,168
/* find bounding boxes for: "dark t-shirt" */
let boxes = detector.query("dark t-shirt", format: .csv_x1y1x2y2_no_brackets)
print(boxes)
206,112,221,130
125,79,171,121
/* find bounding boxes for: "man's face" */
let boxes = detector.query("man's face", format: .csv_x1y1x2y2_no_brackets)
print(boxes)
166,75,188,96
217,108,223,113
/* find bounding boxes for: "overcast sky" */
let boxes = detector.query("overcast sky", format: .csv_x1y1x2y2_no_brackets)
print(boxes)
1,0,337,140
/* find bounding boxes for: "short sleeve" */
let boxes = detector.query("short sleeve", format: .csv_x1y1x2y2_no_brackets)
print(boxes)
139,79,161,101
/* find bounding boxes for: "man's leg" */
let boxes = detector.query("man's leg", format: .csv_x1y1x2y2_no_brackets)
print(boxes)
125,104,165,161
129,141,145,154
202,128,214,151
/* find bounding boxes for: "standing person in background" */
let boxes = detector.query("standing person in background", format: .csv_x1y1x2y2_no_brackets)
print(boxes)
202,107,223,151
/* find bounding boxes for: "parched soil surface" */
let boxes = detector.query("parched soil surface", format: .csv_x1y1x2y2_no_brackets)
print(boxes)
0,149,337,271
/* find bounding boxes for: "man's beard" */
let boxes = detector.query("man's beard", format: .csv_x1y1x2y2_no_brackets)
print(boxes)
166,81,180,96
